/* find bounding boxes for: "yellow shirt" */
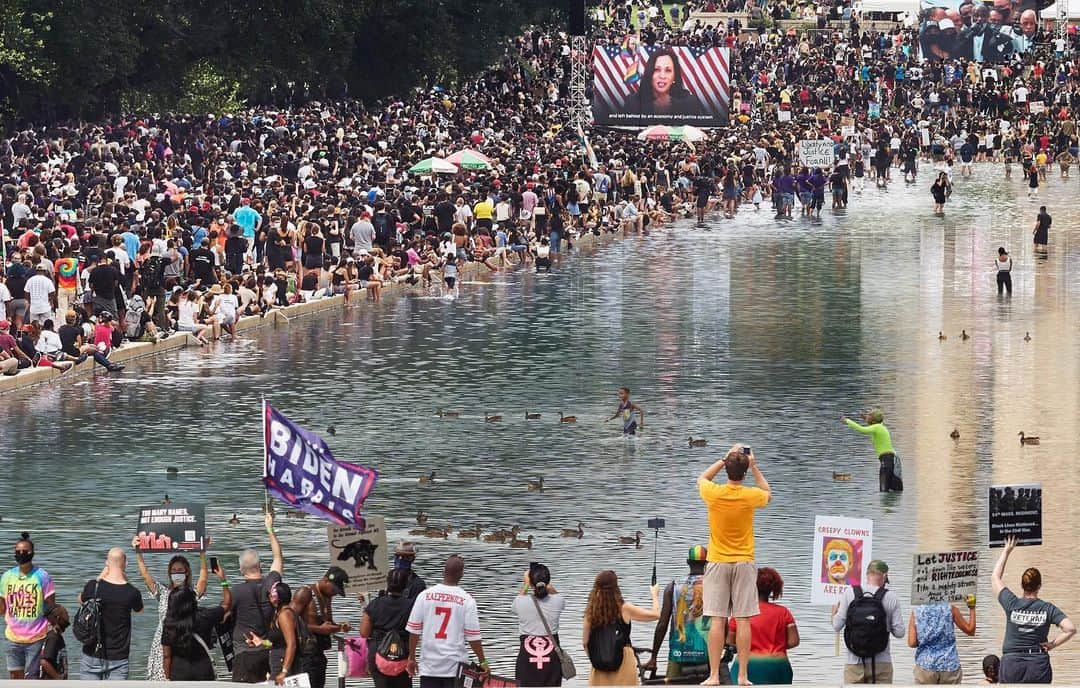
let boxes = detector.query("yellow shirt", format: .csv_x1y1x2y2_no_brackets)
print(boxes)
473,200,493,220
698,480,769,563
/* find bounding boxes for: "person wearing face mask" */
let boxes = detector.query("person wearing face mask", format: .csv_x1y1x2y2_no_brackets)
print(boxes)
394,542,427,600
0,532,56,679
132,538,210,681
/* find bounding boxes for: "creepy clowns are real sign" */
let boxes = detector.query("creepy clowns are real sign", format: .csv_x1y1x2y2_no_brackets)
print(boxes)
134,504,206,552
328,516,389,594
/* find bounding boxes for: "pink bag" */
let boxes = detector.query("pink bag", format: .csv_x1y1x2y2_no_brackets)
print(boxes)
343,636,369,678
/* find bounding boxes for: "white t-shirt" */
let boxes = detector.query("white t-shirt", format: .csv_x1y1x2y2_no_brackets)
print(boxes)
217,294,239,320
38,329,62,355
406,583,482,678
26,274,55,314
0,282,11,320
178,299,200,327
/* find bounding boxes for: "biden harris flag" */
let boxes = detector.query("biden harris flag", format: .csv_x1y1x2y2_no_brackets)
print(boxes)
263,402,377,528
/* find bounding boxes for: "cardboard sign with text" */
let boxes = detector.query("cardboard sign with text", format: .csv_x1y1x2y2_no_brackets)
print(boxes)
798,140,835,169
328,515,388,593
810,515,873,605
135,504,206,552
911,550,979,605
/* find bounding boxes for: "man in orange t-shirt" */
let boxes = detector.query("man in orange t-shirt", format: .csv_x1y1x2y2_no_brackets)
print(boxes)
697,445,771,686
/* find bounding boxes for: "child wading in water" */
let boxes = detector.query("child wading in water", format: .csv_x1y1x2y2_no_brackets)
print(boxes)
607,386,645,435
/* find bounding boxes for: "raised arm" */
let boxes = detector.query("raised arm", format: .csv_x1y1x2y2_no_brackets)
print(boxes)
749,451,771,502
842,416,873,433
624,585,661,623
698,457,726,484
991,536,1016,597
265,511,283,574
952,600,976,636
131,536,158,595
195,543,210,599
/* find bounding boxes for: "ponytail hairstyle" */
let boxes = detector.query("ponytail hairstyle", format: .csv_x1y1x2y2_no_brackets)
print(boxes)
530,562,552,600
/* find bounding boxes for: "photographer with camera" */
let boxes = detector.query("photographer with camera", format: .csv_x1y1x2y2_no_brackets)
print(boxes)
697,445,771,686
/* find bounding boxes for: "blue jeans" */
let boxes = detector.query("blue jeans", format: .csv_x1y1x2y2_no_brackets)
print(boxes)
80,654,129,680
549,231,560,253
6,639,44,677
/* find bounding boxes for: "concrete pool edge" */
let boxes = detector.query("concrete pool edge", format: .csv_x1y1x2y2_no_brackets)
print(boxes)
0,229,620,397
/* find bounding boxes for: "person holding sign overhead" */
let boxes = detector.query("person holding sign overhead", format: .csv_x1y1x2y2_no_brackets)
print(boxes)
991,535,1076,683
131,537,210,681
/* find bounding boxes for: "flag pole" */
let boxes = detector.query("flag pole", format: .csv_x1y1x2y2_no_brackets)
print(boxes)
262,396,270,515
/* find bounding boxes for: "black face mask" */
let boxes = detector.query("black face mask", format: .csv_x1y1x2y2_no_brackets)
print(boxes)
15,551,33,565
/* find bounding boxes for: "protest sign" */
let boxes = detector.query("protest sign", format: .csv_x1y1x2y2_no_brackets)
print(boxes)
810,515,873,605
328,516,389,594
798,140,835,168
134,504,205,552
263,402,378,529
989,483,1042,547
1029,101,1045,115
911,550,979,605
778,109,792,122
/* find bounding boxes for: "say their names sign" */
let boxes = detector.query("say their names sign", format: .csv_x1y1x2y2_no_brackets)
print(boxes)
911,550,979,605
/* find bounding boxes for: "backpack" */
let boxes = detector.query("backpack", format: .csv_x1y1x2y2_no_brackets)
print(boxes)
844,586,890,660
586,621,627,672
73,580,104,654
373,213,393,243
374,630,409,676
140,256,164,291
124,296,146,339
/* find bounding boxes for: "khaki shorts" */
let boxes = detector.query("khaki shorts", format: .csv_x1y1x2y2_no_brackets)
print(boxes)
703,561,759,618
844,661,893,684
913,665,962,684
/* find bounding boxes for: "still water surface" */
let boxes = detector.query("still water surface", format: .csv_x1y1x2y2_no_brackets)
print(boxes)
2,166,1080,683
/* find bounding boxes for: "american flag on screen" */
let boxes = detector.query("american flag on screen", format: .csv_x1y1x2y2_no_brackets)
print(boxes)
592,43,730,115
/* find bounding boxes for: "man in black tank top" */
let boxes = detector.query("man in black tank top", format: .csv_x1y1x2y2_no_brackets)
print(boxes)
294,567,352,688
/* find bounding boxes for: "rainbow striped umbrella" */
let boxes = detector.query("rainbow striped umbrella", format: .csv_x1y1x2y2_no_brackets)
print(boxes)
445,149,493,170
636,125,708,142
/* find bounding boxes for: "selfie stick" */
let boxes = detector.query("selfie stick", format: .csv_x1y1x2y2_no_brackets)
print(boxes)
649,517,665,585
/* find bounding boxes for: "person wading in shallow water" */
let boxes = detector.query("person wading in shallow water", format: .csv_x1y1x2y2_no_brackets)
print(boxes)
842,410,903,492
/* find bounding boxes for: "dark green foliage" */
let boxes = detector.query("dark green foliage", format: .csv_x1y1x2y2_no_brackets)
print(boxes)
0,0,558,124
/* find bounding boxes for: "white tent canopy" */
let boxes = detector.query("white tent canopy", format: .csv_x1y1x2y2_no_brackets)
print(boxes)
858,0,918,13
1041,0,1080,19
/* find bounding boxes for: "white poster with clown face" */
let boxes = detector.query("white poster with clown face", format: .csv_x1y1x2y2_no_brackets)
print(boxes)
810,515,874,605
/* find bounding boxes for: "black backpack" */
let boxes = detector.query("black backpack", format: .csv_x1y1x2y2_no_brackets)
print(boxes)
844,586,890,660
587,621,627,672
73,580,104,654
140,256,163,291
376,629,408,662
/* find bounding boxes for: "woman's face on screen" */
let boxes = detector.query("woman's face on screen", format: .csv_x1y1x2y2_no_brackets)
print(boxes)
652,56,675,98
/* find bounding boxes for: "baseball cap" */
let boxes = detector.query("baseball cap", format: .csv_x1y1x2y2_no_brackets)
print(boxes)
325,566,350,596
394,540,418,557
867,560,889,574
687,545,708,562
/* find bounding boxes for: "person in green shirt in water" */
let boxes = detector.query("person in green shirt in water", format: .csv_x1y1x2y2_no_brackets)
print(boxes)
842,409,903,492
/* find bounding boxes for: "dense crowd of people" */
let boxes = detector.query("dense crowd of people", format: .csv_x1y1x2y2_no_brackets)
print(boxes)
1,2,1079,682
2,0,1078,377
